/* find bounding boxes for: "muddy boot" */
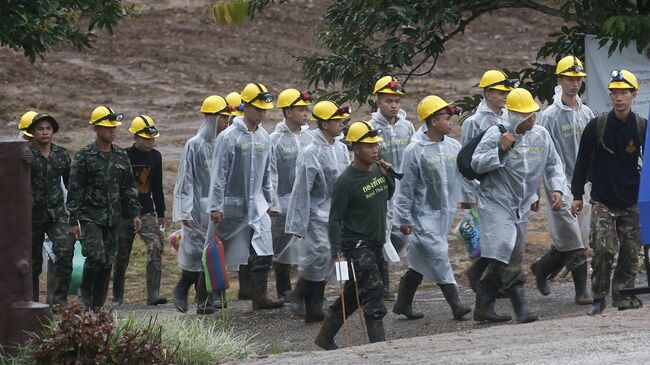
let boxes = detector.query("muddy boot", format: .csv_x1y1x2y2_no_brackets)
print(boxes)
196,271,215,315
530,248,564,296
381,261,392,300
466,258,488,293
46,260,57,305
571,263,592,305
173,270,198,313
392,269,424,320
79,265,95,310
365,317,386,343
473,280,511,323
587,297,606,316
314,309,344,350
613,296,643,311
507,285,538,323
91,267,112,310
237,265,252,300
289,277,307,317
32,273,41,303
146,261,167,305
439,283,471,320
52,274,71,306
274,262,292,302
305,280,326,323
251,270,284,310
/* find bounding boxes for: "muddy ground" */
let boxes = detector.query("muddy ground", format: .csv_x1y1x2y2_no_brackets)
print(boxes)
4,0,640,359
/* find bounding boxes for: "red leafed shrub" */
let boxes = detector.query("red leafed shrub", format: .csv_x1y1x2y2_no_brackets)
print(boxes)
31,303,175,365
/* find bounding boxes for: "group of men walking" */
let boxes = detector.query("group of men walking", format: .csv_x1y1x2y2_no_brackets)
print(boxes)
20,55,646,350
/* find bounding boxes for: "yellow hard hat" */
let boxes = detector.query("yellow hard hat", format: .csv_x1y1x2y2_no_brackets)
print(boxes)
225,91,244,117
608,69,639,91
128,115,159,138
416,95,452,122
19,111,38,137
372,76,405,95
505,88,540,114
89,105,123,127
310,101,350,121
345,121,383,143
241,83,274,110
277,89,315,109
200,95,230,115
478,70,519,91
556,55,587,77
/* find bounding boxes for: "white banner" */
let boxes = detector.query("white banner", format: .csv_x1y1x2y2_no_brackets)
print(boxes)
585,34,650,118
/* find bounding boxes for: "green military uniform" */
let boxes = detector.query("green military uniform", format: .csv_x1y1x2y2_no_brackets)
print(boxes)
29,142,72,304
67,142,141,310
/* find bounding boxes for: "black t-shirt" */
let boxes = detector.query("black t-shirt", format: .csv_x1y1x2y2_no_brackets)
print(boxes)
122,146,166,217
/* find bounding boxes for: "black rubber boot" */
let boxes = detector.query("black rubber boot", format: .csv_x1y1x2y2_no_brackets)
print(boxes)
587,297,606,316
274,262,292,302
439,283,471,320
289,277,307,317
571,263,593,305
237,265,252,300
251,270,284,310
392,269,424,320
52,273,71,306
473,280,511,323
196,271,215,315
507,285,538,323
146,257,167,305
305,280,326,323
79,265,95,310
530,248,564,296
381,261,392,300
46,260,57,305
91,267,112,310
314,309,345,350
173,270,198,313
365,317,386,343
466,258,489,293
112,260,126,306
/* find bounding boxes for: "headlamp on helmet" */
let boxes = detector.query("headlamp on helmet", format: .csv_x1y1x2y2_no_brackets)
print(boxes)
378,80,404,94
610,70,637,90
93,112,123,125
486,78,520,90
291,90,316,107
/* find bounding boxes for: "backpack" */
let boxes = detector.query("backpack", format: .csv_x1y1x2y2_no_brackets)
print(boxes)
457,124,508,181
587,113,647,180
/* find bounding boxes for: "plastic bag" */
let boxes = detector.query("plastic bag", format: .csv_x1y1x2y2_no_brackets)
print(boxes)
453,208,481,259
69,240,86,295
169,229,182,251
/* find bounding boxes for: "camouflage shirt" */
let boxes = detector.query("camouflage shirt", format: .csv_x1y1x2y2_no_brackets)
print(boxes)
29,142,71,223
67,142,141,227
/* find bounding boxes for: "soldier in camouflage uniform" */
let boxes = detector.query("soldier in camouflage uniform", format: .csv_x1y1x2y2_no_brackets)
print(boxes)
315,122,396,350
27,113,73,305
571,70,646,315
67,106,142,311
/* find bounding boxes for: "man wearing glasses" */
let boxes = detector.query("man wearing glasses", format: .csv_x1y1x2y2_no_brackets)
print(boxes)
208,83,284,310
112,115,167,306
67,105,142,310
315,121,397,349
531,56,595,305
571,69,646,315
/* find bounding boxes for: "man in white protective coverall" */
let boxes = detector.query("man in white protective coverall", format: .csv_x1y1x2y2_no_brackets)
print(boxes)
172,95,234,314
269,88,315,304
531,56,594,305
284,101,351,322
392,95,472,321
460,69,517,292
369,75,415,300
208,83,285,310
471,88,566,324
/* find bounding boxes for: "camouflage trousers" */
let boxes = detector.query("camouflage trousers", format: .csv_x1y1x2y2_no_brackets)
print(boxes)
114,214,164,301
32,215,74,301
589,202,641,303
329,242,387,320
79,221,119,269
